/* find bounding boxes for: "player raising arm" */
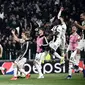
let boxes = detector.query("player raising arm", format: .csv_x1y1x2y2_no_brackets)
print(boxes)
11,30,31,80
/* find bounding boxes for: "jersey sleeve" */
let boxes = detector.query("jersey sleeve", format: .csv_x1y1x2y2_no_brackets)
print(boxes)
19,39,25,43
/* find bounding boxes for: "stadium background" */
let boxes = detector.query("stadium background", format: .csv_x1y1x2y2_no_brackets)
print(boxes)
0,0,85,75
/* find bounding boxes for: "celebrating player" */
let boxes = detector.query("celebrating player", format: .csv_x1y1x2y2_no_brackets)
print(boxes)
66,25,81,79
74,12,85,78
11,30,31,80
49,7,67,65
34,28,48,79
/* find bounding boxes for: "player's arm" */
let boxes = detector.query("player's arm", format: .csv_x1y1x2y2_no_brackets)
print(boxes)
77,34,81,41
11,30,21,42
57,7,64,24
75,21,85,30
42,36,49,46
57,7,62,19
65,44,70,60
0,45,3,58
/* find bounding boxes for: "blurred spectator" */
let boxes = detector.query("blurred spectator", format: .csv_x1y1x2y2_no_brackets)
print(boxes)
0,0,85,60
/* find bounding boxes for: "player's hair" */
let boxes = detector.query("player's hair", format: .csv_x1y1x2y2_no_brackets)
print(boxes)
71,24,76,27
39,28,45,32
81,12,85,16
52,19,61,26
39,26,45,34
22,29,30,38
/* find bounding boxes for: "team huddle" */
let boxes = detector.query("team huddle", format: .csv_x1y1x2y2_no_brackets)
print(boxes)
0,7,85,80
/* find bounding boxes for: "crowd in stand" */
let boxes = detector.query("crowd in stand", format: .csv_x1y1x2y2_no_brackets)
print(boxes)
0,0,85,60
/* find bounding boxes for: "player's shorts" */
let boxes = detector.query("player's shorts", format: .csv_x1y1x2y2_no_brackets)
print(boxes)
35,52,46,63
49,38,61,51
15,57,27,69
70,51,80,66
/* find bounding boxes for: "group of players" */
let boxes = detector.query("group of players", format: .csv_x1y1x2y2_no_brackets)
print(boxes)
0,7,85,80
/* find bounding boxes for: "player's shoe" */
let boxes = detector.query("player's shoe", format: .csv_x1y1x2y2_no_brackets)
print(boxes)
26,74,31,79
37,75,44,79
66,75,72,79
60,57,65,65
10,77,18,80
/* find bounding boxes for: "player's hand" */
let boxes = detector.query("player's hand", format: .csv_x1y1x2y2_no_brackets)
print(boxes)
60,7,64,11
0,55,2,58
74,21,78,25
69,18,74,23
11,30,15,34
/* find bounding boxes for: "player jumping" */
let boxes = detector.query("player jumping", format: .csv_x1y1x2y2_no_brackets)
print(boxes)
49,7,67,65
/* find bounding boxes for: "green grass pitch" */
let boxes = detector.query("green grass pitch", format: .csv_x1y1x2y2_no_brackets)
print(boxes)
0,73,85,85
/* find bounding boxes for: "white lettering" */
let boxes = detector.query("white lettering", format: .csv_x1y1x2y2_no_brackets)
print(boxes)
43,63,53,74
24,62,65,74
54,63,61,73
33,65,38,73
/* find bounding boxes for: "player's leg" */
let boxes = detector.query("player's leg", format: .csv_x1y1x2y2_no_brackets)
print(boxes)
66,62,73,79
61,37,66,57
53,38,65,64
67,39,83,79
49,38,62,59
11,56,23,80
69,50,81,73
49,38,65,65
66,49,80,79
0,67,6,74
11,63,18,80
69,50,77,65
69,39,83,68
74,51,80,72
19,68,30,79
66,51,79,79
67,55,80,79
18,58,30,79
41,51,47,63
60,37,66,64
34,53,44,79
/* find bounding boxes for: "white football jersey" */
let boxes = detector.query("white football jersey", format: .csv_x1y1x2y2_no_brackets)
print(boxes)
51,25,63,38
51,22,67,38
61,22,67,38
